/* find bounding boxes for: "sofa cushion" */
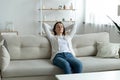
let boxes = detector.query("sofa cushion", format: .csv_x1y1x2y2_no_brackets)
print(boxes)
77,56,120,72
96,42,119,58
2,59,63,78
72,32,110,57
2,35,51,60
0,40,10,71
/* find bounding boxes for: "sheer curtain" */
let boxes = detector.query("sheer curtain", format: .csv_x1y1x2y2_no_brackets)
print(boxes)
84,0,118,33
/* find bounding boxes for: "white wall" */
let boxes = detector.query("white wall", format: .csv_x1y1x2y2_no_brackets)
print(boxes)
0,0,119,42
0,0,42,35
0,0,84,35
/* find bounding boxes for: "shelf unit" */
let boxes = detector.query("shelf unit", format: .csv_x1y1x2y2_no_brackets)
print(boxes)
0,31,18,35
38,9,75,11
39,0,76,35
38,21,75,22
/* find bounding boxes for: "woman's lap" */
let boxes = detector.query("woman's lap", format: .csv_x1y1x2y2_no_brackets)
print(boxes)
53,52,82,74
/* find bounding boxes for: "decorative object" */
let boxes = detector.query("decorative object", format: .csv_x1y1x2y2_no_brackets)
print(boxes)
70,3,73,9
118,5,120,16
42,4,45,9
63,5,66,9
62,18,65,21
70,18,72,21
5,22,14,31
58,5,62,9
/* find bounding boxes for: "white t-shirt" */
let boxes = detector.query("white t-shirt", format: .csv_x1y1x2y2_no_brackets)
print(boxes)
57,36,71,53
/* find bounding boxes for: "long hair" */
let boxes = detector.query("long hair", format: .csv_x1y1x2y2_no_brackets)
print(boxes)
53,21,66,35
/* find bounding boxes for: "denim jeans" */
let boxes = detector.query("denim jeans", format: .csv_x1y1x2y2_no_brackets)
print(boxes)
53,52,83,74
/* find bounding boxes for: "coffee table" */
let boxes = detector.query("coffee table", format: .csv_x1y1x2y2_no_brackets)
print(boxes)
56,71,120,80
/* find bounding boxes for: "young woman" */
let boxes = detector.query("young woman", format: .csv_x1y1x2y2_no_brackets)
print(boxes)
43,21,82,74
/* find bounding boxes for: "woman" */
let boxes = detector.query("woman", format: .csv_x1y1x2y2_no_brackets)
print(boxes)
43,21,82,74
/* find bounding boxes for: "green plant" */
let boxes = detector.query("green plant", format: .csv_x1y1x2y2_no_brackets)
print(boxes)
107,16,120,34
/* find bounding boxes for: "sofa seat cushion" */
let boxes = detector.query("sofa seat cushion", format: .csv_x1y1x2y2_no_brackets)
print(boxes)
2,59,63,78
78,56,120,72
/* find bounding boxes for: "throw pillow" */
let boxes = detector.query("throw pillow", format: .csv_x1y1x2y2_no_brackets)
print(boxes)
96,42,120,58
0,39,10,71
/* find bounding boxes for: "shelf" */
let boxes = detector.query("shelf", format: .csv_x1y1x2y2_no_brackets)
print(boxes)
38,0,76,35
38,21,75,22
0,31,18,35
38,9,75,11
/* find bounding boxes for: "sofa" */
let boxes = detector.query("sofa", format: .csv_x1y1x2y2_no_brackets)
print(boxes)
0,32,120,80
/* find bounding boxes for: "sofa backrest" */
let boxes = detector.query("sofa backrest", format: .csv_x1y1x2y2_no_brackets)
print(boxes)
2,35,51,60
1,32,109,60
72,32,109,57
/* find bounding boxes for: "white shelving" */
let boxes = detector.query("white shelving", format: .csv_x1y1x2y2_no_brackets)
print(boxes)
0,31,18,35
39,0,76,35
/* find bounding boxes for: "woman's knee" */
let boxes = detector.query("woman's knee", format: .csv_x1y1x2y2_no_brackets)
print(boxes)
53,58,72,74
73,60,83,73
53,57,70,68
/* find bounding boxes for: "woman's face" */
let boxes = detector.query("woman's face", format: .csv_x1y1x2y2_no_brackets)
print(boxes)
55,23,64,35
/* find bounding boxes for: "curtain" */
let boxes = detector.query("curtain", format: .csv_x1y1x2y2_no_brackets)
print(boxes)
84,0,118,32
84,0,120,42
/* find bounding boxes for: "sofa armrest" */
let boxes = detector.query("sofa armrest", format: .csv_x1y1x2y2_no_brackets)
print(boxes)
0,40,10,71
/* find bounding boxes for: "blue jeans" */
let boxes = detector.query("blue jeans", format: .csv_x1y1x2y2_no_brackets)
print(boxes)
53,52,83,74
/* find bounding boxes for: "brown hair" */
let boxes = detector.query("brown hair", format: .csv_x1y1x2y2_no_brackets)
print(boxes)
53,21,65,35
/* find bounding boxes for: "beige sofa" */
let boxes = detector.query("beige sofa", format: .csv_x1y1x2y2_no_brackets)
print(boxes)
0,32,120,80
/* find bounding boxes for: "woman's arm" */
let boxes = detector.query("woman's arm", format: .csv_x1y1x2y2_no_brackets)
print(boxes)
43,23,53,39
65,24,74,31
68,22,77,38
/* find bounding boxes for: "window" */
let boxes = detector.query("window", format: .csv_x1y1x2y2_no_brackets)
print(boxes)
85,0,118,24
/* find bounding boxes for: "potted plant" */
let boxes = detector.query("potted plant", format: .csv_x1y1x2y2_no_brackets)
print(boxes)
107,15,120,34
